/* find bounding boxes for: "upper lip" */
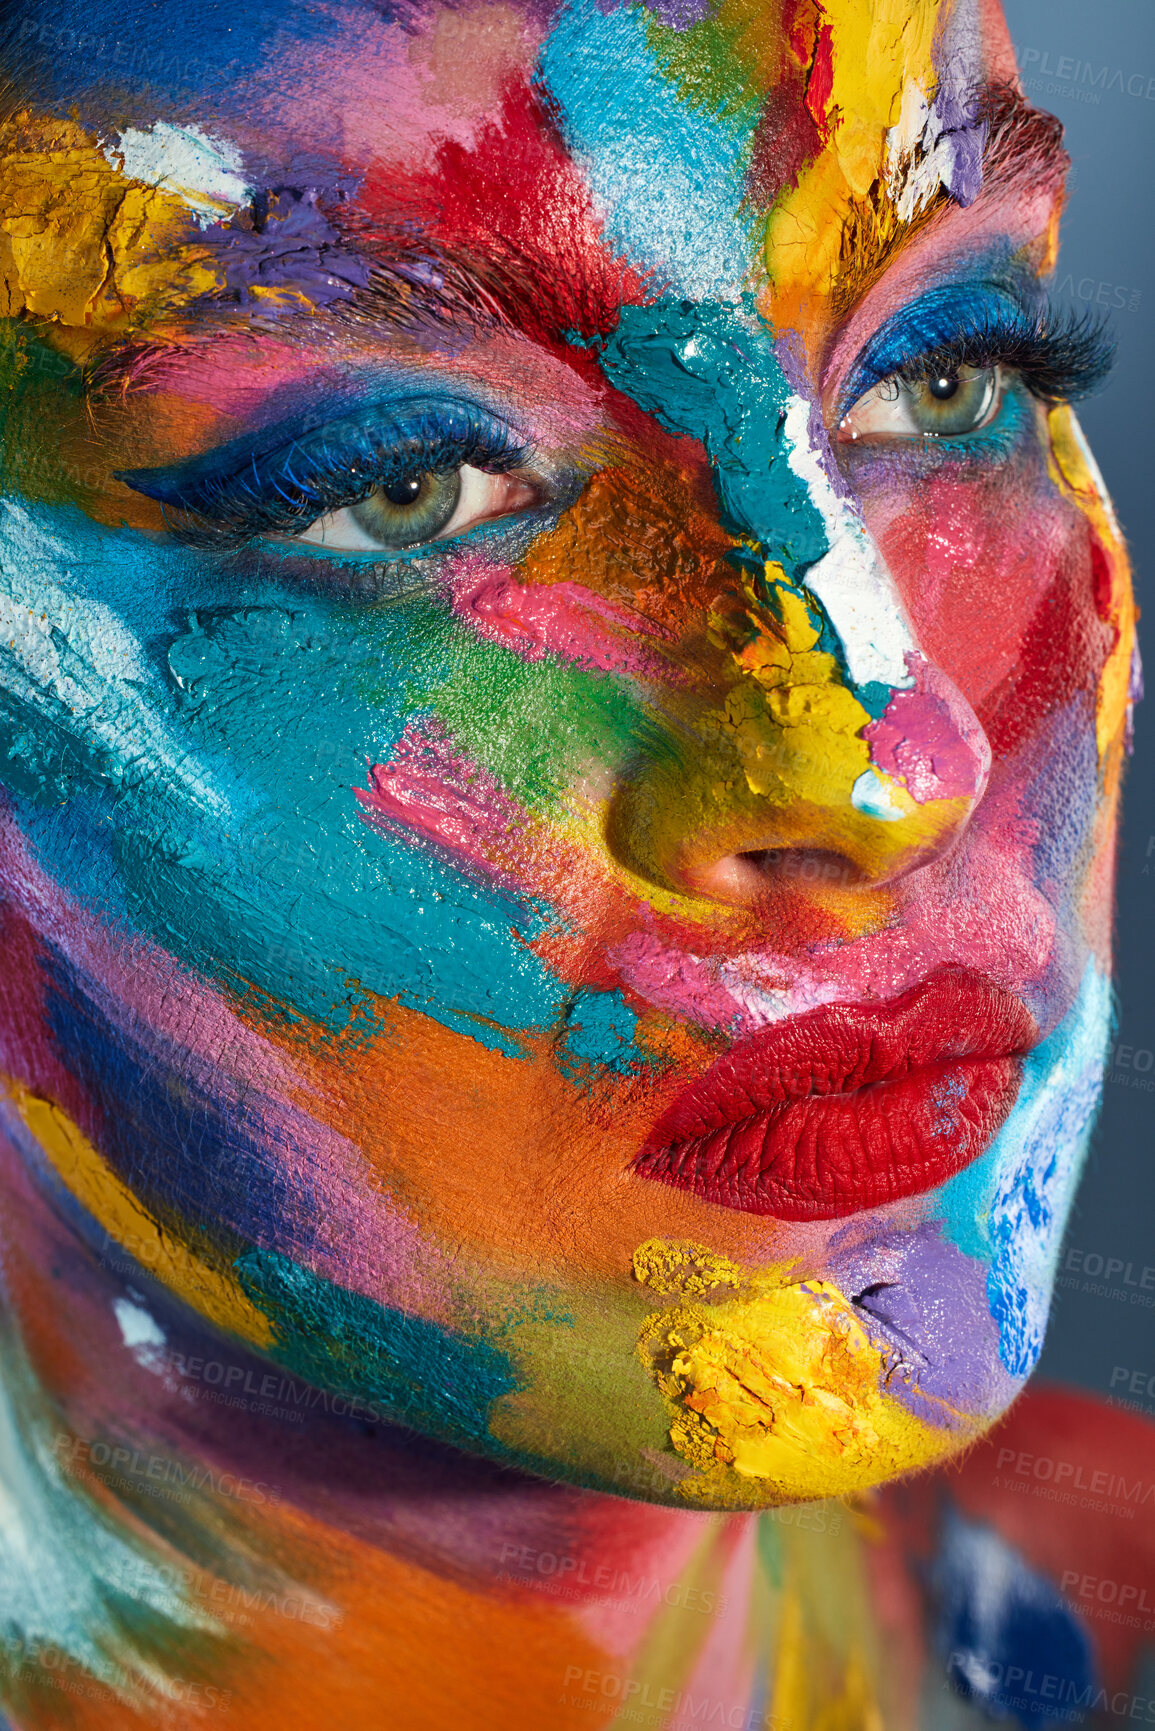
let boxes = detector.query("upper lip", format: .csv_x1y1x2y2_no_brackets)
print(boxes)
633,967,1039,1219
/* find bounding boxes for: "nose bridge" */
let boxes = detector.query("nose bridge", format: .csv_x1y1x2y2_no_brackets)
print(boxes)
601,297,919,692
778,395,917,699
601,297,992,900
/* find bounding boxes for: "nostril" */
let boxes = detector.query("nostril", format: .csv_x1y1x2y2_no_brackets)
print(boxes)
681,846,869,904
740,848,867,890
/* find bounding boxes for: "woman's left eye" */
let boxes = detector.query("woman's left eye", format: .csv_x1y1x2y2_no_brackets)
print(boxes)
291,464,540,553
837,363,1005,444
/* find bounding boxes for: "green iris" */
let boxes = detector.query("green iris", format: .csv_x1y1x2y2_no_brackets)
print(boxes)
903,365,1000,437
348,471,462,548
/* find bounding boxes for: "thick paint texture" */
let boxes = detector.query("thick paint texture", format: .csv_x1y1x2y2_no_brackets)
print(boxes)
633,1239,962,1501
0,0,1140,1716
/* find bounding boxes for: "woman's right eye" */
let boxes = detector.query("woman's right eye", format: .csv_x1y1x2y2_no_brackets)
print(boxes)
290,464,540,553
837,363,1005,444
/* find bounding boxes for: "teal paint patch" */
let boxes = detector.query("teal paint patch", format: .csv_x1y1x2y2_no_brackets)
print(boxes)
936,965,1111,1375
601,299,830,577
234,1248,520,1448
0,506,576,1048
850,679,893,720
0,1286,220,1699
560,988,646,1075
537,0,757,297
935,1135,1001,1265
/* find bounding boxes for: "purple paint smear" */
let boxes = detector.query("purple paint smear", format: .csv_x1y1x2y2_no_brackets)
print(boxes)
1126,640,1143,756
645,0,713,28
593,0,712,24
831,1222,1018,1427
932,67,988,208
203,188,373,311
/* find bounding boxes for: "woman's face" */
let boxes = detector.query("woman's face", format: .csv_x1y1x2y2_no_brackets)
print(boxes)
0,0,1135,1507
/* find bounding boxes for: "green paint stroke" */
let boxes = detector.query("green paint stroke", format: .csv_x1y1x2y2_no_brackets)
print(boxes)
234,1248,519,1447
645,9,764,131
433,628,645,808
0,325,87,506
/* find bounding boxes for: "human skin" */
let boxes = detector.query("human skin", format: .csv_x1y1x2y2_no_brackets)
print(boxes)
0,0,1140,1721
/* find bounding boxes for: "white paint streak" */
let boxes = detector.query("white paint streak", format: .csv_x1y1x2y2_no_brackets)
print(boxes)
851,769,906,821
884,78,954,224
782,397,917,690
112,1298,167,1373
0,502,233,819
105,121,251,226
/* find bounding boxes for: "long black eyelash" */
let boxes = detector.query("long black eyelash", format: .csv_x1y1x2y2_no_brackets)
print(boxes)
118,408,528,551
895,303,1115,402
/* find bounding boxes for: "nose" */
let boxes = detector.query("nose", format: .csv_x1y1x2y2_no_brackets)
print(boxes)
608,549,990,904
600,304,991,907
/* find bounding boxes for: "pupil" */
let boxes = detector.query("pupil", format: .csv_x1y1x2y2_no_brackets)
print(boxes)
928,375,960,401
381,474,425,507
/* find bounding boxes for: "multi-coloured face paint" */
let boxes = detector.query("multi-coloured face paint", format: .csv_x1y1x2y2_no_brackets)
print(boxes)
0,0,1137,1678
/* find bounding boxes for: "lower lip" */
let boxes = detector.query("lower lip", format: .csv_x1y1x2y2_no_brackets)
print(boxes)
633,971,1036,1221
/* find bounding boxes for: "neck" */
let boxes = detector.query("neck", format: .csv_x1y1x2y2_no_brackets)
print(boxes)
0,1104,903,1731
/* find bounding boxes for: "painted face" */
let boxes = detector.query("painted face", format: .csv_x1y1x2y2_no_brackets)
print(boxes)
0,0,1136,1508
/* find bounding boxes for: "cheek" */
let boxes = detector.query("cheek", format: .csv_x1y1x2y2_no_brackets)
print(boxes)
517,456,733,628
867,469,1112,725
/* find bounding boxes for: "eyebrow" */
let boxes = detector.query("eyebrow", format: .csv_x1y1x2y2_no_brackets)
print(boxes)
84,233,633,408
90,81,1068,401
980,83,1069,195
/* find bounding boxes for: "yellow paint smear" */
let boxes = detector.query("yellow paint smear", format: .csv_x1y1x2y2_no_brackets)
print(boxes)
721,569,919,825
0,111,222,329
3,1077,271,1347
635,1241,958,1503
1046,404,1137,771
763,0,944,327
632,1237,744,1297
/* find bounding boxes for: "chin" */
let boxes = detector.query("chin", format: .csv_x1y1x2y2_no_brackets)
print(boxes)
484,960,1110,1511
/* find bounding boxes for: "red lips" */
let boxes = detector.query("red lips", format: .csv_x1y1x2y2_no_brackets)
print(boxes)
633,968,1037,1221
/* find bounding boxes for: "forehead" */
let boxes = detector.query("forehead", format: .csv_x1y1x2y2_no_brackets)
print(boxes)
9,0,1015,181
3,0,1061,361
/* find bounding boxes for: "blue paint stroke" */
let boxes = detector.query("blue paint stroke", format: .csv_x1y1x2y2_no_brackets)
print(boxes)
936,963,1111,1376
537,0,757,297
931,1506,1096,1728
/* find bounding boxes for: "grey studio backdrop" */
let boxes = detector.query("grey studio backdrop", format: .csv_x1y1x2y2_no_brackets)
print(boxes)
1001,0,1155,1404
